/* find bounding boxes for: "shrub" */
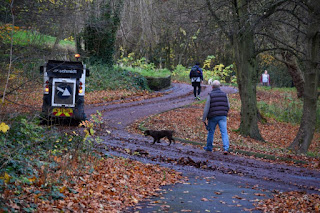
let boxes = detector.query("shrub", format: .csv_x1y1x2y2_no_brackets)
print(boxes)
171,64,190,82
0,113,104,211
85,63,149,91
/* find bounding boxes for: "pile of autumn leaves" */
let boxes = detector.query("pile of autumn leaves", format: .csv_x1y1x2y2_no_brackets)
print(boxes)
254,191,320,212
29,157,182,212
1,152,182,212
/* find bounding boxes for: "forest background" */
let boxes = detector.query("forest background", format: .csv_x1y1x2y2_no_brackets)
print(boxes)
0,0,319,212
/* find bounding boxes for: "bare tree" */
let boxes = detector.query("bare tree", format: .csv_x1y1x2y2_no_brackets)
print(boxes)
116,0,230,68
205,0,291,140
285,1,320,153
256,0,319,153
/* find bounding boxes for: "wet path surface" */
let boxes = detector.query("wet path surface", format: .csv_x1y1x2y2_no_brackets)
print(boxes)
85,83,320,212
125,172,266,213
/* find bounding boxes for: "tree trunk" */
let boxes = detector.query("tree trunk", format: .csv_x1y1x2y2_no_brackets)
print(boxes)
288,63,319,153
288,1,320,153
2,0,14,104
51,4,68,57
280,52,305,98
233,32,264,141
227,0,264,141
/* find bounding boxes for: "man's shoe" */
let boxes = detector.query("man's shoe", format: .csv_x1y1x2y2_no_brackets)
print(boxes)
196,96,201,100
203,147,212,152
223,151,228,155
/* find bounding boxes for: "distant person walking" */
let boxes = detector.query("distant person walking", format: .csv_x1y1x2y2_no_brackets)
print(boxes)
202,80,230,155
189,62,203,100
261,70,270,86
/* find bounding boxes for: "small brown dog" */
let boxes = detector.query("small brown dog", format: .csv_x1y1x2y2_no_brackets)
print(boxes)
144,130,175,146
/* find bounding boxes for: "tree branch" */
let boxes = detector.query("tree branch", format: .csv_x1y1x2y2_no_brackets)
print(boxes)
274,19,307,36
255,32,305,57
256,47,297,57
205,0,231,40
275,52,305,98
251,0,289,30
273,8,308,25
0,79,35,100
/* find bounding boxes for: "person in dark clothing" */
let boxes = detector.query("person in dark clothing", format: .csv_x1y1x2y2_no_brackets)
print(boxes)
189,62,203,100
202,80,230,155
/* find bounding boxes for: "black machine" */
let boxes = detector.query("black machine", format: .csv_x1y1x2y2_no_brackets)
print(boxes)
40,57,90,124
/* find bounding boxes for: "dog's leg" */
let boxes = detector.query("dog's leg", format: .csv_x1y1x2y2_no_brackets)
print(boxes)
152,137,157,144
170,137,175,145
167,134,175,146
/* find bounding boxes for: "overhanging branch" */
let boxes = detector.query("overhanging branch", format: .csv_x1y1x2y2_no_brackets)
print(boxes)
251,0,289,29
255,32,305,57
205,0,232,40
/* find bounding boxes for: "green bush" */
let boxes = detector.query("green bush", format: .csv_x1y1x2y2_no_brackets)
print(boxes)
120,65,171,78
117,55,171,78
171,64,190,82
171,62,236,85
202,55,237,84
1,117,80,178
85,63,149,91
0,114,103,211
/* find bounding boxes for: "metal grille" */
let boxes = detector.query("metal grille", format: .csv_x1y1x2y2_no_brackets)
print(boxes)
52,79,76,107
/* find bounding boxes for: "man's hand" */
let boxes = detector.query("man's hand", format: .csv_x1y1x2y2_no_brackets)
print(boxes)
203,121,210,131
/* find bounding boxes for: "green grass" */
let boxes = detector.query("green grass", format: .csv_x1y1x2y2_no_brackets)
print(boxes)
257,88,320,130
116,65,171,78
1,25,74,47
258,99,303,124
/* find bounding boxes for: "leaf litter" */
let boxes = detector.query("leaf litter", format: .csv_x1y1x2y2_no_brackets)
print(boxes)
1,86,320,212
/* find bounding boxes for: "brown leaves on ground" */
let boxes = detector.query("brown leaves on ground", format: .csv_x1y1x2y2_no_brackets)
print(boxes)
2,83,320,212
128,89,320,212
3,156,182,212
85,89,168,106
0,83,178,212
0,81,43,114
0,82,167,115
133,92,320,170
254,191,320,212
